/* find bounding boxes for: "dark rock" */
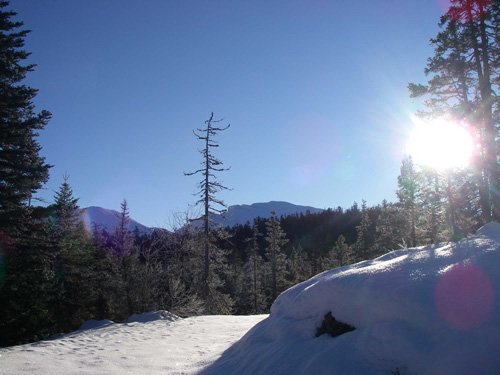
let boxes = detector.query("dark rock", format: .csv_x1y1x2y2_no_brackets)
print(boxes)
315,311,355,337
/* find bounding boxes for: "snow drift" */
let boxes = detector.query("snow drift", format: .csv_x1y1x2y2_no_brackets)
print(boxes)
202,222,500,374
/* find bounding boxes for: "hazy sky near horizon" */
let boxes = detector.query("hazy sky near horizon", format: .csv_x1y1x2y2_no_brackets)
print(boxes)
10,0,447,228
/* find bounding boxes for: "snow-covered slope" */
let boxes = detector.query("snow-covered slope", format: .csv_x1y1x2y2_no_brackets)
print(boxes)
0,312,266,375
81,206,151,234
202,222,500,374
192,201,324,228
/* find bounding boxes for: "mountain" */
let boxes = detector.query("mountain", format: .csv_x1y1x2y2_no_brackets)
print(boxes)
82,201,324,234
81,206,151,234
193,201,324,228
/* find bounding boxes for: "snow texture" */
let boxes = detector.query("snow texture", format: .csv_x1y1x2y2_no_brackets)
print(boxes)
0,315,266,374
202,222,500,374
2,223,500,374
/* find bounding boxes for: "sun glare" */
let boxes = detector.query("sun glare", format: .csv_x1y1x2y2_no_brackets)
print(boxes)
406,115,475,170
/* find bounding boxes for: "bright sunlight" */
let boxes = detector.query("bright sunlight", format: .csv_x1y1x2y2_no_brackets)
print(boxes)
406,115,476,170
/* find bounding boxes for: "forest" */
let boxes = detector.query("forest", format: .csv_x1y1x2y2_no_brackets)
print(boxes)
0,0,498,347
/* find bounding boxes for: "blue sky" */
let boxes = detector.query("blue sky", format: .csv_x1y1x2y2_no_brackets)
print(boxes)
10,0,446,228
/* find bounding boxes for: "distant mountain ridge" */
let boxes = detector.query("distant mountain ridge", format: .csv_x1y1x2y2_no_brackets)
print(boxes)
191,201,324,229
217,201,323,226
81,206,151,234
82,201,324,234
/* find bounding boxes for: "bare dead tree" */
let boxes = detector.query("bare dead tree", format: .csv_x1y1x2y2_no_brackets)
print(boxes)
184,112,231,296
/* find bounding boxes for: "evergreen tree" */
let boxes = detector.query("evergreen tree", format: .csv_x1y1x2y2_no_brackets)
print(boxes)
354,200,374,260
113,199,132,256
241,224,266,313
0,218,56,346
409,0,499,221
0,1,51,232
374,200,407,253
328,234,353,267
53,174,82,237
286,244,308,285
418,169,447,243
397,157,420,247
265,212,288,301
51,177,97,332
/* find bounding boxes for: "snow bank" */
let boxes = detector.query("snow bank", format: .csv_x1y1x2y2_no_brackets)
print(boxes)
78,319,114,331
125,310,179,323
202,223,500,375
1,314,266,374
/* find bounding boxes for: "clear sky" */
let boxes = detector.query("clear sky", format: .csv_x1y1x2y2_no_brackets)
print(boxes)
9,0,448,228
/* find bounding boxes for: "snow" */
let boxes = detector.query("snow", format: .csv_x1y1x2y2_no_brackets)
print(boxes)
202,222,500,374
2,223,500,374
125,310,179,323
81,206,152,234
0,314,266,374
191,201,324,229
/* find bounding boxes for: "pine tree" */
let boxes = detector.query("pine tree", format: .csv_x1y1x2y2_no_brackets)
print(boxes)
374,200,407,253
265,212,288,301
355,200,374,260
418,169,447,243
53,174,82,237
241,224,266,313
0,217,56,346
409,0,499,221
328,234,353,267
51,177,97,332
185,112,231,303
397,157,421,247
0,1,51,232
113,199,132,256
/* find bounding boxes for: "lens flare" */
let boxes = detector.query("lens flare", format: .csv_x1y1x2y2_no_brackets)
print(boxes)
435,264,494,329
406,115,475,170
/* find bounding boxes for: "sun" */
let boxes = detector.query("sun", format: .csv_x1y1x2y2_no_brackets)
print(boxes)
406,115,475,171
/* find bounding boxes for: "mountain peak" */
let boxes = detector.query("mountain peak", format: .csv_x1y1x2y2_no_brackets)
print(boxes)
81,206,151,234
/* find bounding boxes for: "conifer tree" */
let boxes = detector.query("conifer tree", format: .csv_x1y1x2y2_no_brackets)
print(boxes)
374,200,407,253
0,219,56,346
397,157,420,247
265,212,288,301
242,224,266,313
329,234,353,267
51,177,96,332
113,199,132,256
409,0,499,221
355,200,374,260
53,174,82,237
185,112,231,303
418,169,447,243
0,1,51,232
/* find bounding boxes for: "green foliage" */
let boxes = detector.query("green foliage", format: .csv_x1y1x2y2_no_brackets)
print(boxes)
0,219,56,346
0,1,51,230
328,235,353,267
409,0,499,221
265,212,289,301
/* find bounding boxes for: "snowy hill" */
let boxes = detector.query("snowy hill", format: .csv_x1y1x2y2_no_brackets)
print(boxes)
202,222,500,374
3,224,499,374
81,206,151,234
192,201,324,228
